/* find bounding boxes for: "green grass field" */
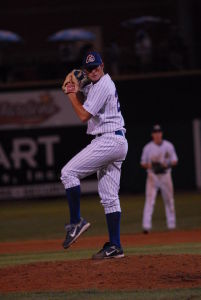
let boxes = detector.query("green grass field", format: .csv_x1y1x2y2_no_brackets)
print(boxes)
0,192,201,242
0,243,201,268
0,192,201,300
1,289,201,300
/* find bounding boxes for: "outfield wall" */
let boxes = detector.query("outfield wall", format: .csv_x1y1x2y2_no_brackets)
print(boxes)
0,73,199,199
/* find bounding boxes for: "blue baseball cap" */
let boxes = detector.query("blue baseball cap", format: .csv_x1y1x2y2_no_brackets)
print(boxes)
83,51,103,68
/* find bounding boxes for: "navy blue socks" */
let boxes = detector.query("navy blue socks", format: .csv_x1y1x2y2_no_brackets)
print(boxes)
106,211,121,247
65,186,121,246
65,185,81,224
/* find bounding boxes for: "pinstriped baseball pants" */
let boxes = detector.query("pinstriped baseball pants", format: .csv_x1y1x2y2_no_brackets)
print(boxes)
61,133,128,214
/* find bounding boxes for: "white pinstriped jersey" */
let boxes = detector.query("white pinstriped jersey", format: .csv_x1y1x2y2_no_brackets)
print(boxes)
141,140,178,173
83,74,125,135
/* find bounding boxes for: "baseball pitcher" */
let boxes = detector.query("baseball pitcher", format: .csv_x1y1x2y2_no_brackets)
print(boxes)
60,51,128,259
141,125,178,233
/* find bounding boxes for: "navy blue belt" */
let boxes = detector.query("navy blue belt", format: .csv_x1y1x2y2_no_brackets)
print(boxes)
115,130,124,136
97,130,124,137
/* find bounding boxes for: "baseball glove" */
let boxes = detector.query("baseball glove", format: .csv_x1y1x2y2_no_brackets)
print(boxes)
62,69,90,94
152,162,166,174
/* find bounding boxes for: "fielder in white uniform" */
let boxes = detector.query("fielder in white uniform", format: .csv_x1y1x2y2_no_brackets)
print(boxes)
61,51,128,259
141,125,178,233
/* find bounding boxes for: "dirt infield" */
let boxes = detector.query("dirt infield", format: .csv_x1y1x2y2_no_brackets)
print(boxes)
0,229,201,255
0,229,201,293
0,255,201,292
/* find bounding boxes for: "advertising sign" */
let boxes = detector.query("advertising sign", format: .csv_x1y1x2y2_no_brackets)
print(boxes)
193,119,201,189
0,89,97,200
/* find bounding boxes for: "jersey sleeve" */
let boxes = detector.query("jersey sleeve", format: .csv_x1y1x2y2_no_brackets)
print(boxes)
81,84,91,98
83,83,109,116
141,145,149,164
169,144,178,162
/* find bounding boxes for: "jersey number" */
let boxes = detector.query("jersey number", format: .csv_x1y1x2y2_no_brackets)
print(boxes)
115,90,121,112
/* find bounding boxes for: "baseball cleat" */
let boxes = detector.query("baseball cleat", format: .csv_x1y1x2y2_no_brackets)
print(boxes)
63,217,90,249
92,242,124,260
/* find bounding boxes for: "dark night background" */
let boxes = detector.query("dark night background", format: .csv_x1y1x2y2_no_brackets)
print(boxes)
0,0,201,195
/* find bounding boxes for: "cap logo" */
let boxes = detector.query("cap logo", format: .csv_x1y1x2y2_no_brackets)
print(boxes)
86,54,95,64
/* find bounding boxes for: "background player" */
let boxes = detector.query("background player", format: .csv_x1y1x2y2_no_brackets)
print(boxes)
60,51,128,259
141,124,178,233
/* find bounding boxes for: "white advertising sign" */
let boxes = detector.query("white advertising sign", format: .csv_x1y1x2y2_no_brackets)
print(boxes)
0,89,82,130
193,119,201,189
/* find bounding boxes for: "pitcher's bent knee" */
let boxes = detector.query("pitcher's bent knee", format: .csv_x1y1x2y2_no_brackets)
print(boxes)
100,197,121,214
60,165,80,189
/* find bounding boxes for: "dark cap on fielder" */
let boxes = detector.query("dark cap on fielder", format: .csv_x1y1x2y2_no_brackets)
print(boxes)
152,124,163,133
83,51,103,68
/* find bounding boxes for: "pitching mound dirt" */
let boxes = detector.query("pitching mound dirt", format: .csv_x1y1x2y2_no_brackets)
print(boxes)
0,255,201,292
